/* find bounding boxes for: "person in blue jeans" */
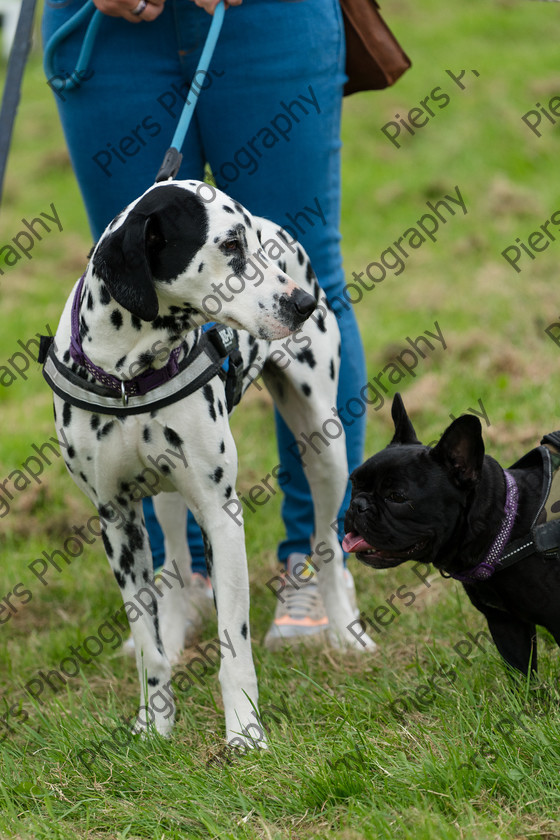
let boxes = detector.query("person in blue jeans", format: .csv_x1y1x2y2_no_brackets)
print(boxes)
42,0,367,649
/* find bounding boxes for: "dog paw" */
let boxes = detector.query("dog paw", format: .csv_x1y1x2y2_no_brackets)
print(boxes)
131,713,174,738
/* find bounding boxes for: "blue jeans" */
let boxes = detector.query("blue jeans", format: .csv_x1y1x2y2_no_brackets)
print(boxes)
42,0,366,572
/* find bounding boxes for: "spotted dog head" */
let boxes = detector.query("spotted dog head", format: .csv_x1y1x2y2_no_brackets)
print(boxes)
91,180,316,339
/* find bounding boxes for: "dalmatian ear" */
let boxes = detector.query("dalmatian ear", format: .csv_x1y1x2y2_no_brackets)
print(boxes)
92,212,160,321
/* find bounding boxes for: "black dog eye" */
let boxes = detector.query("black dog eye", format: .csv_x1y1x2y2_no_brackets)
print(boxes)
385,491,408,504
221,239,240,252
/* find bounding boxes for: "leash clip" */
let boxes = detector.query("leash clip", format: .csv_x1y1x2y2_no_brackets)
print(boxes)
121,381,128,407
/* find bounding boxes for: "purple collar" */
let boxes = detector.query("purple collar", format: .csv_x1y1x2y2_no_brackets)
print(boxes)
446,470,519,583
69,274,183,401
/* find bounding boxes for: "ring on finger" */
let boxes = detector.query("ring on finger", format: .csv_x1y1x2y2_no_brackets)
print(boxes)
131,0,147,15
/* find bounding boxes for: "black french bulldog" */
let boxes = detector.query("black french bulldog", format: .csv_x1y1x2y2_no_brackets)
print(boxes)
343,393,560,676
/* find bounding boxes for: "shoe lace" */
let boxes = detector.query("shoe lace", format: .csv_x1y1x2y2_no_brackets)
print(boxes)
283,577,323,620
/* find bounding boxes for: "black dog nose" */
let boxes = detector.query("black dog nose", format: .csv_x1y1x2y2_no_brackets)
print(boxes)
291,287,316,317
352,496,369,513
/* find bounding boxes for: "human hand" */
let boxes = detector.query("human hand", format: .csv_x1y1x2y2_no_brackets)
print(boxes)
190,0,242,14
92,0,165,23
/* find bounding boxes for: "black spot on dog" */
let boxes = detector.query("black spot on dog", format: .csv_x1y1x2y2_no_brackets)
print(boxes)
256,229,263,245
330,359,335,380
154,613,163,654
90,414,101,430
97,422,114,440
243,212,252,228
198,262,204,273
86,291,94,310
306,262,314,281
297,247,304,265
111,309,123,329
220,440,225,454
301,383,311,396
142,569,150,582
116,495,127,506
138,350,155,368
224,485,232,499
116,356,126,370
119,544,134,575
148,676,160,687
63,350,70,363
114,570,126,588
201,529,214,577
203,384,216,421
79,472,89,484
120,481,130,493
62,402,72,427
102,530,113,558
131,315,142,331
217,400,224,417
296,349,316,368
338,342,341,358
241,623,248,640
125,521,144,550
213,235,220,243
79,317,90,340
67,446,76,458
164,426,183,448
316,312,326,332
99,284,111,305
212,466,223,484
223,205,234,214
143,426,151,443
277,274,287,284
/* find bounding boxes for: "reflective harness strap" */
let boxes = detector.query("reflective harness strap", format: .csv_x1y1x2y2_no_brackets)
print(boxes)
39,324,244,416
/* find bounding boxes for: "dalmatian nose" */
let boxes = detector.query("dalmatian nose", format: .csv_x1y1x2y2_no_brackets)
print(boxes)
291,287,316,318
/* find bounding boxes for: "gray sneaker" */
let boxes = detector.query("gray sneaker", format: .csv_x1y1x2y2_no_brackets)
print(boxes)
264,553,358,651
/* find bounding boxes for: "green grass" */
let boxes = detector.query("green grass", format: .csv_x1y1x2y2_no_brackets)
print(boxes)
2,0,560,836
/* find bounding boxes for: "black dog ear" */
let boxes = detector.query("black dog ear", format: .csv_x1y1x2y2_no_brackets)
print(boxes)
431,415,484,488
92,212,160,321
390,393,421,445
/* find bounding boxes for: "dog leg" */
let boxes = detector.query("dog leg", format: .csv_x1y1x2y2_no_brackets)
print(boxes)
263,366,376,652
165,419,262,748
476,604,537,675
199,510,263,747
101,500,174,736
152,491,199,663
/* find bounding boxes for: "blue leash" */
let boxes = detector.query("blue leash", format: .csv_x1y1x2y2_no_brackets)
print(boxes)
43,0,226,180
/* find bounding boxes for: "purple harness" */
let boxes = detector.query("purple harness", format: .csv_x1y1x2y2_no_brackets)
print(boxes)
69,274,183,399
446,470,519,583
39,276,243,416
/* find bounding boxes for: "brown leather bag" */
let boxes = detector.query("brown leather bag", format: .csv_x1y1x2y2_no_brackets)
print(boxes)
341,0,411,96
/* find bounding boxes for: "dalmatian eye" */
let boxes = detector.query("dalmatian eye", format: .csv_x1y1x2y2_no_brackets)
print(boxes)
222,239,240,252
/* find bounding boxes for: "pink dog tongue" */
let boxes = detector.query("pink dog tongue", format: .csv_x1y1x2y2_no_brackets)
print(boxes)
342,532,374,553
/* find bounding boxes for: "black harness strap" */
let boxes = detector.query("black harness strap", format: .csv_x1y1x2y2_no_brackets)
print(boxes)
39,325,245,416
495,434,560,571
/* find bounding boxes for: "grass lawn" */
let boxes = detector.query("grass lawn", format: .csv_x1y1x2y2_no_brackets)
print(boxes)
2,0,560,837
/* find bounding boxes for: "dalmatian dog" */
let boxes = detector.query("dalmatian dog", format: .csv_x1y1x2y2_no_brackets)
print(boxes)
47,180,375,748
